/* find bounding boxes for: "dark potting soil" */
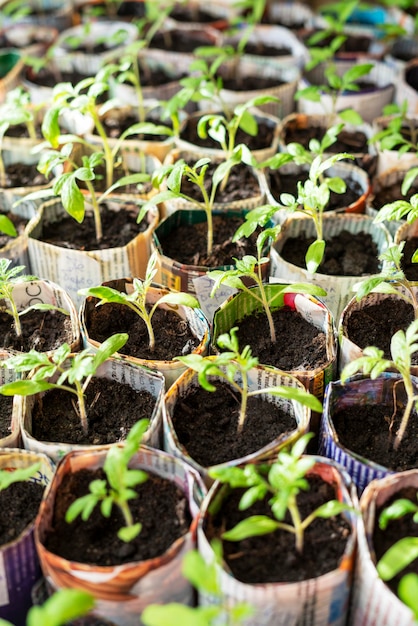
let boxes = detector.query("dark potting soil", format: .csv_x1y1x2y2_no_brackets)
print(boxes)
240,42,292,57
332,396,418,472
169,6,220,22
406,64,418,93
31,377,156,445
149,29,215,53
372,179,418,210
3,162,49,188
0,309,75,352
372,486,418,596
268,170,363,210
24,67,93,89
0,480,45,546
220,74,284,91
0,211,30,247
179,116,276,152
180,162,261,204
283,123,369,154
0,397,13,439
44,468,191,565
280,230,380,276
205,474,351,583
171,380,296,466
157,215,259,267
233,307,328,371
98,112,172,142
137,65,186,87
345,298,415,360
85,302,200,361
40,202,147,251
401,236,418,281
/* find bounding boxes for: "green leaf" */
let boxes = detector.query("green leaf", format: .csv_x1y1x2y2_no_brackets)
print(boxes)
313,500,354,518
398,573,418,620
379,498,418,530
306,239,325,273
27,589,95,626
61,177,85,223
401,167,418,196
338,109,363,125
118,522,142,542
0,380,55,396
377,537,418,580
266,386,323,412
222,515,279,541
93,333,128,368
142,603,216,626
182,550,219,595
0,215,17,237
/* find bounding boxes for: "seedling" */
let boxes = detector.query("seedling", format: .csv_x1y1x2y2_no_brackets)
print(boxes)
341,318,418,450
209,433,352,554
65,418,150,542
176,328,322,434
0,259,69,340
142,542,253,626
207,221,327,342
0,588,95,626
0,333,129,435
142,144,255,256
0,462,41,492
353,242,418,319
79,250,199,352
376,492,418,619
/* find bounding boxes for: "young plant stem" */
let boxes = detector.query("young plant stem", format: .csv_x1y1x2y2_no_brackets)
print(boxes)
89,108,114,189
84,179,103,242
394,378,417,450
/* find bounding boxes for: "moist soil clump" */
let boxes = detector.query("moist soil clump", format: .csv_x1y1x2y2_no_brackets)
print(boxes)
157,215,259,267
85,302,200,361
372,486,418,595
220,74,284,91
40,202,147,251
372,179,418,209
401,236,418,281
179,116,276,152
280,230,380,276
149,29,215,53
0,480,45,546
31,377,156,445
171,380,296,466
0,397,13,439
345,299,415,360
44,469,191,566
0,309,75,352
3,163,49,188
205,474,351,583
332,396,418,472
232,307,328,371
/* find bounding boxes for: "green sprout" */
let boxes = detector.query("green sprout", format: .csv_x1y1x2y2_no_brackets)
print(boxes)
0,588,95,626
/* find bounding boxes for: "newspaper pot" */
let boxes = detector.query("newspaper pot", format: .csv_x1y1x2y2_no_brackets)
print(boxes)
0,352,22,450
3,0,74,31
80,280,210,390
0,277,81,355
198,455,358,626
338,288,418,377
396,58,418,115
0,448,54,625
197,58,300,119
20,356,165,463
372,114,418,175
278,113,378,178
157,149,267,218
349,470,418,626
163,362,311,486
175,108,281,164
0,50,23,103
211,284,337,435
52,21,139,76
270,213,390,321
35,445,205,626
152,208,270,294
26,197,159,308
318,373,418,494
1,22,58,57
297,60,396,123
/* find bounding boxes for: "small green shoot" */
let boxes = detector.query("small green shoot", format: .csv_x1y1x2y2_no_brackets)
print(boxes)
209,433,352,554
65,418,150,542
341,319,418,450
79,250,199,352
0,333,129,435
0,462,41,492
0,588,95,626
207,220,327,342
177,328,322,434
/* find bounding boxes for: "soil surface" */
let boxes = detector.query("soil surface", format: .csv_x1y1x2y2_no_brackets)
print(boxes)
372,179,418,210
268,170,363,210
31,377,157,445
3,163,49,188
401,236,418,281
98,112,172,142
84,301,200,361
332,392,418,471
0,397,13,439
0,309,75,352
373,485,418,595
220,74,284,91
149,29,215,53
0,480,45,546
179,115,276,152
171,380,297,466
204,474,351,583
283,123,369,154
157,214,259,267
39,202,147,251
231,307,328,371
345,299,415,359
280,230,380,276
44,468,191,566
